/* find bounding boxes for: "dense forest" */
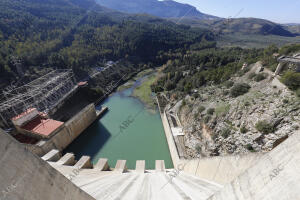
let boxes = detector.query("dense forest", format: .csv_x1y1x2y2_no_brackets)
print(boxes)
1,0,300,99
0,0,212,89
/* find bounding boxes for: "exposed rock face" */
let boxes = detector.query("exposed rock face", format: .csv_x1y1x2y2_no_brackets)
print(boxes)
177,63,300,158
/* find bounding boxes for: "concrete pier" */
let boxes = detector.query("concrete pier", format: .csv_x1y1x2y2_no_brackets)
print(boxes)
135,160,145,173
95,106,108,118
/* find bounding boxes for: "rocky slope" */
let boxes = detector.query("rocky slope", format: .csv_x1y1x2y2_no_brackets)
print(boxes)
177,62,300,158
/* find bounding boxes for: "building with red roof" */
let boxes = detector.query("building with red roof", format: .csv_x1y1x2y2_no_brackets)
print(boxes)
12,108,64,140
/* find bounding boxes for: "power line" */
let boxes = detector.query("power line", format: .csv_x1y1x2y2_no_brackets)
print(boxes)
0,69,77,128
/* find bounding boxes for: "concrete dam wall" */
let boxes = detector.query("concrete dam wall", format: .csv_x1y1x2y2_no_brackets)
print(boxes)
209,130,300,200
38,130,300,200
2,120,300,199
182,153,263,185
0,129,95,200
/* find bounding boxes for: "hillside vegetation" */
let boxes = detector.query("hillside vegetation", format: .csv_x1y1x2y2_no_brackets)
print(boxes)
0,0,212,89
153,44,300,158
217,33,300,48
170,18,296,37
168,17,300,48
152,44,300,97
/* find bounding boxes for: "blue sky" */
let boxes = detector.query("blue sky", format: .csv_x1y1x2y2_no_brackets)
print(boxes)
173,0,300,23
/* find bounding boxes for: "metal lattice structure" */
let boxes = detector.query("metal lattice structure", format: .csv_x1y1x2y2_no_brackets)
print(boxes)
0,69,77,128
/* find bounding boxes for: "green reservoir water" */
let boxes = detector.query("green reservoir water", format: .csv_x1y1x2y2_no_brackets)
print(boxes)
64,77,173,169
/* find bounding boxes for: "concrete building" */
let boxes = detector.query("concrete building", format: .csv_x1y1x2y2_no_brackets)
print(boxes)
11,108,64,139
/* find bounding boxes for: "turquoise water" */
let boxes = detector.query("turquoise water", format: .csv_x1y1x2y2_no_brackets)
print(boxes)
64,78,173,169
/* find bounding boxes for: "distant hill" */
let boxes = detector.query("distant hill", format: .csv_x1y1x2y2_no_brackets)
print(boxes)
96,0,218,19
168,17,297,37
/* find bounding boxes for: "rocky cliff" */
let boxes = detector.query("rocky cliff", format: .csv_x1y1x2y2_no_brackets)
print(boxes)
178,62,300,158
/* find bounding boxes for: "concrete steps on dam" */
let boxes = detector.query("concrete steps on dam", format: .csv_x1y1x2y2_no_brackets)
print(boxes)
44,150,223,200
41,129,300,200
3,127,300,200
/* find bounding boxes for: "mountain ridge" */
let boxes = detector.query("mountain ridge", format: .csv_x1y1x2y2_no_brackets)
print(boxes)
168,17,298,37
96,0,218,19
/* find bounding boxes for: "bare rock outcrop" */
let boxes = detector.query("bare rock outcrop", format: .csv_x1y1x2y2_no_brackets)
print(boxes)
176,63,300,158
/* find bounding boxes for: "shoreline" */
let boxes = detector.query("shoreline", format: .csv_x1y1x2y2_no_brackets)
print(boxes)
131,73,157,108
118,69,158,109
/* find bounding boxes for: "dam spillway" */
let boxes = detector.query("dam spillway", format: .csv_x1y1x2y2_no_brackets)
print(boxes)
64,78,173,169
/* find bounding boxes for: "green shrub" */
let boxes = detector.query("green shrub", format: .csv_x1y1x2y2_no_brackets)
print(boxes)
215,104,230,117
198,106,206,113
246,144,255,152
269,64,277,72
240,126,248,133
254,73,267,82
204,115,211,123
207,108,215,115
279,44,300,55
223,90,229,96
230,83,251,97
184,82,192,92
193,93,200,99
195,144,201,154
296,88,300,97
248,72,256,80
255,120,275,134
238,68,250,77
164,80,176,91
244,101,251,107
281,71,300,90
221,128,231,138
224,80,234,88
180,99,186,111
283,99,289,104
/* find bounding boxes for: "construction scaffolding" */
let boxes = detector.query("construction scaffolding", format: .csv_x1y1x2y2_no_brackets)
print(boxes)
0,69,77,128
